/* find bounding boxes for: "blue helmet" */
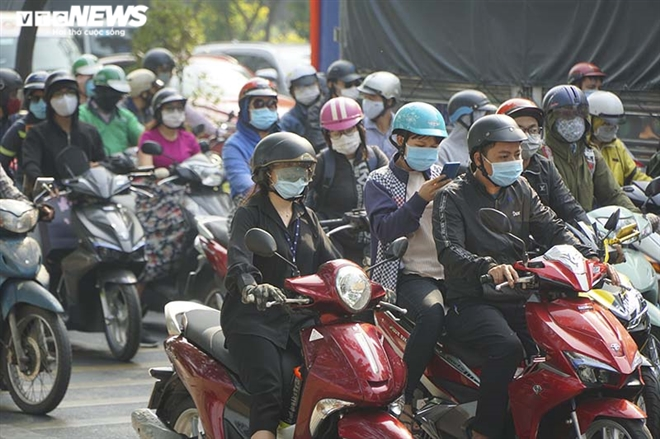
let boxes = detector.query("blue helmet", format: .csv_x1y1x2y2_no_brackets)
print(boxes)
392,102,448,138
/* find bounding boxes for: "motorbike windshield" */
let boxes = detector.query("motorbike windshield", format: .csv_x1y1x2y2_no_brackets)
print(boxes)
178,153,225,187
544,245,586,275
64,167,131,199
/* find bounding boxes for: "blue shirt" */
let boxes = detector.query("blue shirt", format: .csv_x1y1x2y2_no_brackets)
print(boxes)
364,112,397,158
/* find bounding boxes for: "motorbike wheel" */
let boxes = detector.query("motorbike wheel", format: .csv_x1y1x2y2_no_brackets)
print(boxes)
1,305,72,414
584,418,651,439
638,368,660,439
103,283,141,362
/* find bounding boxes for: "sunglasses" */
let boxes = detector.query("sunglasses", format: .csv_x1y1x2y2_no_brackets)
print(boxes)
252,98,278,110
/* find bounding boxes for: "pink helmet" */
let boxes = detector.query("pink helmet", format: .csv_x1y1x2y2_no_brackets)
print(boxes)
320,97,364,131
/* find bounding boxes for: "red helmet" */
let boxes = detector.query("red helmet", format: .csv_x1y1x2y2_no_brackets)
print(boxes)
497,98,544,127
239,78,278,102
567,62,606,85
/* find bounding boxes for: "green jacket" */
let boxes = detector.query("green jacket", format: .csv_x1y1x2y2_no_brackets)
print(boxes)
79,101,144,155
543,134,639,213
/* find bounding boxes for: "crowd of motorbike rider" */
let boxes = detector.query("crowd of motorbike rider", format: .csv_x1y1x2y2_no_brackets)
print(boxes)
1,53,659,438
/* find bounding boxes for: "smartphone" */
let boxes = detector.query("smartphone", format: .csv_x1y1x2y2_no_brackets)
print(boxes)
441,162,461,179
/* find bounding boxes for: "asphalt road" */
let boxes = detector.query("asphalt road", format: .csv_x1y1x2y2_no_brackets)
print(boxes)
0,311,169,439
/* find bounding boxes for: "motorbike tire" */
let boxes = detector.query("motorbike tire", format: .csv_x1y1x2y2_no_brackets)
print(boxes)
102,283,141,362
1,305,72,414
583,418,651,439
639,368,660,439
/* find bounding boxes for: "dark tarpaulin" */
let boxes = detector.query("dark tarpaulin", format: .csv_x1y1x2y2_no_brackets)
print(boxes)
340,0,660,91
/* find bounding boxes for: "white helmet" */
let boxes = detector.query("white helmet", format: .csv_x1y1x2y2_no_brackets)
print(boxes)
287,64,318,90
587,90,625,123
357,71,401,101
127,68,157,98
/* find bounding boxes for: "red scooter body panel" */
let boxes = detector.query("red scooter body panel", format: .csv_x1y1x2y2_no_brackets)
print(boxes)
293,322,406,438
164,336,236,439
200,236,228,277
513,254,606,292
337,410,412,439
576,398,646,432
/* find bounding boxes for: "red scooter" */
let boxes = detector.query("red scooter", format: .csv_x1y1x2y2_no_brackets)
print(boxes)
375,208,651,439
132,229,413,439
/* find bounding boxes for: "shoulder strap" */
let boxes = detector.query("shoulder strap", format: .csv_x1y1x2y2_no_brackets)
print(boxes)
366,145,378,171
321,148,335,193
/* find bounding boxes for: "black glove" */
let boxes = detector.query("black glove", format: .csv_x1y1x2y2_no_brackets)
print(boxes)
242,284,287,311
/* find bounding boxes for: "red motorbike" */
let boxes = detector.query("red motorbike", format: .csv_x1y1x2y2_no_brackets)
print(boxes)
375,208,652,439
132,229,413,439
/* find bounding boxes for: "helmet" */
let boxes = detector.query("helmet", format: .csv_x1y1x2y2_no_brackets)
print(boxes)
0,68,23,103
127,68,157,97
392,102,448,138
143,48,176,73
287,64,318,89
151,87,187,115
250,132,317,183
326,60,361,84
44,70,78,101
320,97,364,131
468,114,527,154
23,70,48,94
542,85,589,129
587,91,624,123
357,71,401,101
567,62,606,85
496,98,544,127
239,78,278,102
72,54,102,76
447,89,496,124
93,65,130,93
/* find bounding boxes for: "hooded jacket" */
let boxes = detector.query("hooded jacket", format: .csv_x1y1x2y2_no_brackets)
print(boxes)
437,123,470,168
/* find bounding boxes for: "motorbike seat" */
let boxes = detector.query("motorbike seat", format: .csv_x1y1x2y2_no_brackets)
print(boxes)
182,308,241,377
439,335,486,369
205,219,230,247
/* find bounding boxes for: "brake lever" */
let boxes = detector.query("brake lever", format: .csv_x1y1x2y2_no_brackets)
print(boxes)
265,297,311,308
495,275,536,291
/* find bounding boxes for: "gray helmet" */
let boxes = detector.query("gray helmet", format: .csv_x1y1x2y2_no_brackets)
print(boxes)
448,89,496,124
357,71,401,101
326,60,361,84
151,87,186,115
468,114,527,155
251,132,317,184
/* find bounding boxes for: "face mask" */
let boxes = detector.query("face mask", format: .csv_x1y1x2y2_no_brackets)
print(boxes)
405,145,439,171
29,98,47,119
294,85,320,106
484,157,523,187
521,133,543,160
594,124,619,143
50,93,78,117
340,86,360,100
5,97,21,115
158,73,172,85
94,90,123,112
272,178,307,200
161,108,185,128
555,117,586,143
250,108,278,130
331,130,361,156
362,99,384,120
85,79,95,98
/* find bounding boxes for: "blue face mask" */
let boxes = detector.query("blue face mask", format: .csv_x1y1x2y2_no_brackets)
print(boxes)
273,178,307,200
405,145,438,171
484,157,523,187
250,108,278,131
85,79,95,98
29,98,47,119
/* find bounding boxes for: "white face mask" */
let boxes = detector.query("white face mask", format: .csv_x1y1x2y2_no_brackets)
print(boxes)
161,109,186,128
556,117,586,143
331,130,361,156
521,133,543,160
362,99,384,120
50,93,78,117
594,124,619,143
340,86,360,100
294,85,320,106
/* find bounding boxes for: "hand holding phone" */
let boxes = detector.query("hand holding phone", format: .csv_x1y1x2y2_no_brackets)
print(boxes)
441,162,461,179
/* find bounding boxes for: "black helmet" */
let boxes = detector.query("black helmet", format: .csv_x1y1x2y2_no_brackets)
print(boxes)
326,60,361,84
151,87,187,115
448,89,496,125
23,70,48,98
44,70,78,102
542,85,589,130
468,114,527,156
251,132,317,184
143,48,176,73
0,68,23,105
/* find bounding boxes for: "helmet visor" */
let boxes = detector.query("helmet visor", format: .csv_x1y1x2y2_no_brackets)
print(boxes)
273,165,314,183
551,105,588,120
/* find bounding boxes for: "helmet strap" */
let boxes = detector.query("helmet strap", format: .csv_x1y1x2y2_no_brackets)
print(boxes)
474,149,496,185
457,113,472,131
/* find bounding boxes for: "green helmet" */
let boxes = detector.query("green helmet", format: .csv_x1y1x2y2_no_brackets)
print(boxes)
392,102,448,138
72,54,102,76
93,65,130,93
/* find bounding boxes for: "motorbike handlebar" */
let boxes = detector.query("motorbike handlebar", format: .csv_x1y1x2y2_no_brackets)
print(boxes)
265,297,312,308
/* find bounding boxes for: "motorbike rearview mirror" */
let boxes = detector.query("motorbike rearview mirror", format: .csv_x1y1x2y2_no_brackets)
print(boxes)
479,208,512,235
245,228,277,257
192,124,205,137
385,237,408,260
141,141,163,156
645,177,660,198
55,146,90,178
604,209,621,232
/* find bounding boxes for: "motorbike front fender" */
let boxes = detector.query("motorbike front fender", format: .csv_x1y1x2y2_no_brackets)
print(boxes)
577,398,646,433
0,279,64,320
96,267,138,286
337,411,412,439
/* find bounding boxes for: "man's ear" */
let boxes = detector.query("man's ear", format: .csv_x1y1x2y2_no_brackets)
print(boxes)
473,151,483,169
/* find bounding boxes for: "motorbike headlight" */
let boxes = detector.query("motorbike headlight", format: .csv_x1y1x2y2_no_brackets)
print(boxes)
0,201,38,234
309,398,355,436
565,351,620,386
335,266,371,313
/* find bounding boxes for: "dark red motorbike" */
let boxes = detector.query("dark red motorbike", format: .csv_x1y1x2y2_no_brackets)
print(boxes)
375,208,652,439
132,229,413,439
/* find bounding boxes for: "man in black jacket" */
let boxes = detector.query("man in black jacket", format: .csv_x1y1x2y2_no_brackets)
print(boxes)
22,71,106,196
433,115,607,439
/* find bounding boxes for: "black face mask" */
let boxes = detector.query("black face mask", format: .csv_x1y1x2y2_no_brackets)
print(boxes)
94,88,123,112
